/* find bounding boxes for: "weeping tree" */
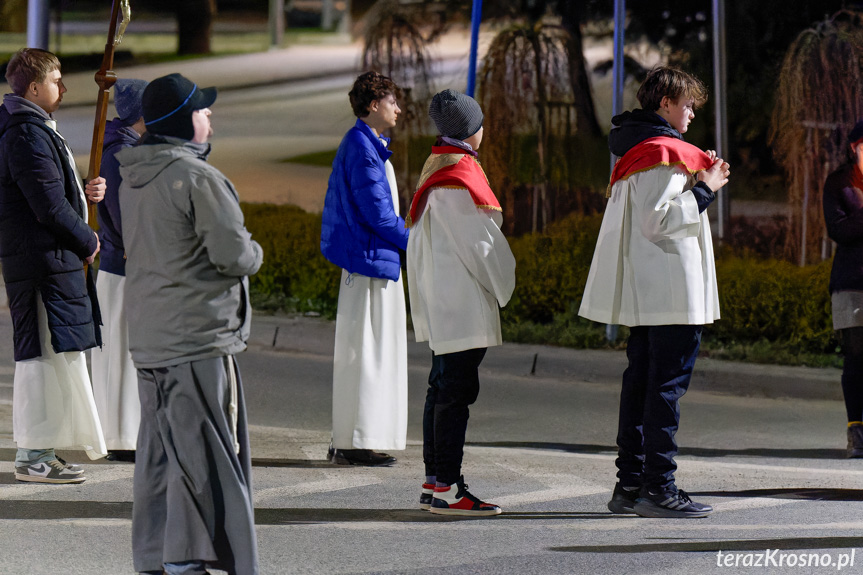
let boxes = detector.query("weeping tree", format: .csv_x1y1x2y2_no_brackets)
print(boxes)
361,0,443,213
770,10,863,266
478,22,605,235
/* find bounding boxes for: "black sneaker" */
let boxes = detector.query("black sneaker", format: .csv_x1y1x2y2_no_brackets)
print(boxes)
105,450,136,463
633,487,713,518
848,424,863,459
331,448,396,466
607,483,639,514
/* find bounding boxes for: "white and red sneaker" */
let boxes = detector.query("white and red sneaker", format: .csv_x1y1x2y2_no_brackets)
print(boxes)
420,483,435,510
429,476,502,516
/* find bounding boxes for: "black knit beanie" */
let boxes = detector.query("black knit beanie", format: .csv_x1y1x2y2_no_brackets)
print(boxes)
428,89,484,141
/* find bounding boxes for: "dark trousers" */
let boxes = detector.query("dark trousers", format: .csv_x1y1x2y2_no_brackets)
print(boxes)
616,325,702,492
422,348,487,485
133,356,258,575
840,327,863,422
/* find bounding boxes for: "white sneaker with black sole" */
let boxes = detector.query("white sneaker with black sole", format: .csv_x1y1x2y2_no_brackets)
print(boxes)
15,459,86,484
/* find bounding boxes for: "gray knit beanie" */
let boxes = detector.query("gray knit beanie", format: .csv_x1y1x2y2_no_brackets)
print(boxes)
114,78,148,125
428,89,483,141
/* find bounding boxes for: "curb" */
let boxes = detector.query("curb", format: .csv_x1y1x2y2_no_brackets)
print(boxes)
249,314,844,402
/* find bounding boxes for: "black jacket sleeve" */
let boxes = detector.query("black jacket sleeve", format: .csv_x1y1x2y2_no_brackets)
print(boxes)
9,126,97,259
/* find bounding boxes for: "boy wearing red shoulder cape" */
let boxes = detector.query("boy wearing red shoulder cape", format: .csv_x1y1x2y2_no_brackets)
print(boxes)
407,89,515,516
578,66,731,518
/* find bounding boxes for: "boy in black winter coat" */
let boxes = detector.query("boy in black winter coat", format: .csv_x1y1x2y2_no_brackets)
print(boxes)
0,48,107,483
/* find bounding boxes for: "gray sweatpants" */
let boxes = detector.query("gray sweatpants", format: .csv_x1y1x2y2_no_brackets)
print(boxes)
132,355,258,575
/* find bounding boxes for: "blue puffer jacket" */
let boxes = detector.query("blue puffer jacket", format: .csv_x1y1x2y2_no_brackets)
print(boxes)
320,119,409,281
0,96,101,361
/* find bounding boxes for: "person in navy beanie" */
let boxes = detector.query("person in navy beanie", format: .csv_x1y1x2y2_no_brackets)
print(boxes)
824,118,863,458
91,78,148,464
117,73,261,575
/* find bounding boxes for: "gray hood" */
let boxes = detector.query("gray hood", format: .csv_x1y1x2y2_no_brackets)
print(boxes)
2,93,53,120
116,134,211,188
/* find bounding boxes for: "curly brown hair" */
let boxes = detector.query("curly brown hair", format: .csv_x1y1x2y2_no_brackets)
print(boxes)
348,71,399,118
4,48,61,97
636,66,708,112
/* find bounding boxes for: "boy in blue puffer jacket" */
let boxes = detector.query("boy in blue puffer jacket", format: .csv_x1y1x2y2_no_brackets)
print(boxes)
320,71,409,467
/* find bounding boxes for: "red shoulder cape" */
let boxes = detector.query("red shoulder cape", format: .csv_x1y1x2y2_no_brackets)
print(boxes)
407,146,501,227
609,137,713,194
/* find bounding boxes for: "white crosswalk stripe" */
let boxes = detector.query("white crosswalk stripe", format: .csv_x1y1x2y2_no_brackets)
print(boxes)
254,472,383,504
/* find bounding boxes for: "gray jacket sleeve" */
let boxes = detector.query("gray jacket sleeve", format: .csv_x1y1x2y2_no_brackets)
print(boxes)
191,170,263,277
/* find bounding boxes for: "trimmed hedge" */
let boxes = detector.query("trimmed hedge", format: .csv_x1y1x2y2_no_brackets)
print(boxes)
242,203,340,316
711,256,834,355
242,203,838,364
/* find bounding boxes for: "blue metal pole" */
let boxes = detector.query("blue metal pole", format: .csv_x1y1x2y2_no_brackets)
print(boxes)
466,0,482,97
612,0,625,121
27,0,50,50
712,0,729,242
606,0,625,343
610,0,625,169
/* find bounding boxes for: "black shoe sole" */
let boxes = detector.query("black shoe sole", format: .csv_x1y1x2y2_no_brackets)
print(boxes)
607,498,637,514
330,451,397,467
633,500,713,518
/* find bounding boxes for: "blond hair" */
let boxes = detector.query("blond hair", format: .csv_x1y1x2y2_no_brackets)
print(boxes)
636,66,708,111
5,48,61,97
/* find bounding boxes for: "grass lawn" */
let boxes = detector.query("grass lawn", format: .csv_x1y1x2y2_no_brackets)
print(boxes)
0,13,348,72
282,149,338,167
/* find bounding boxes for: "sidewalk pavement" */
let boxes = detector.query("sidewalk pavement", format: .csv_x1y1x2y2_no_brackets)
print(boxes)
0,310,845,458
246,313,844,402
57,30,479,108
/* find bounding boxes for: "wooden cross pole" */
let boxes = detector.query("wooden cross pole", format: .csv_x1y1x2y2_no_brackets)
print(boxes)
86,0,130,228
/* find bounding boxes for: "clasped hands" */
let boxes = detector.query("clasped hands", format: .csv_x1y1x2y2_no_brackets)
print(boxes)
698,150,731,192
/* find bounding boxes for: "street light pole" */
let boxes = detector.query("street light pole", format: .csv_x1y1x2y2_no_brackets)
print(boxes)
466,0,482,97
322,0,334,31
269,0,284,49
612,0,625,122
712,0,730,241
606,0,625,343
27,0,50,50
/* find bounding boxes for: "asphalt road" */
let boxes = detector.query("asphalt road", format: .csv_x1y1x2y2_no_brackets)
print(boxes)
3,312,860,575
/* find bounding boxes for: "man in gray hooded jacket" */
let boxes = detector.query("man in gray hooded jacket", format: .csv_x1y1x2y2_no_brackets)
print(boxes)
117,73,262,575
